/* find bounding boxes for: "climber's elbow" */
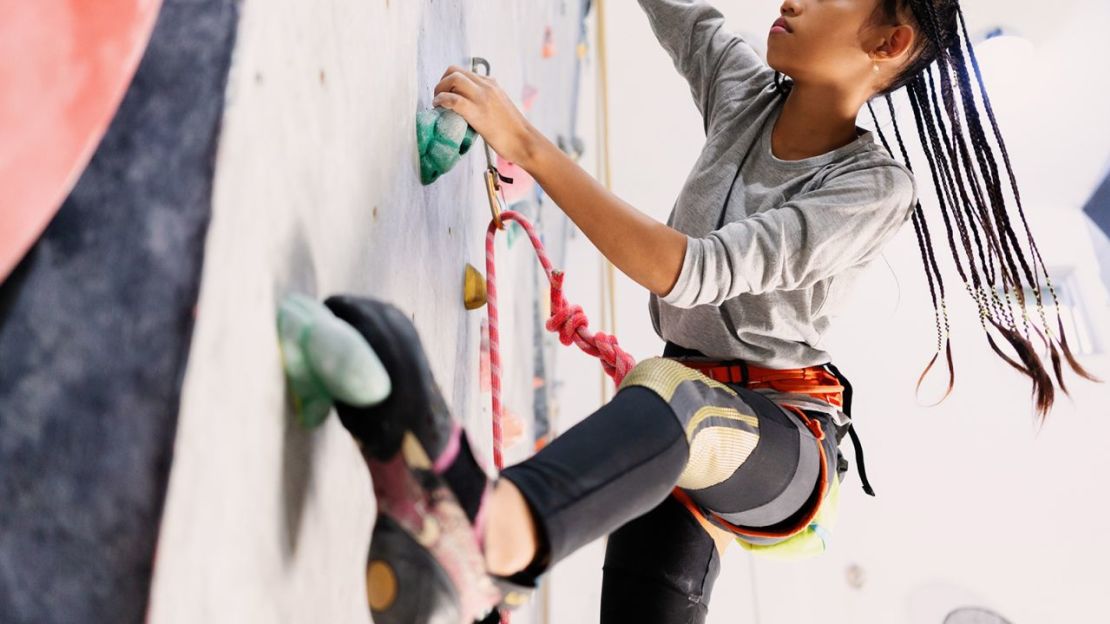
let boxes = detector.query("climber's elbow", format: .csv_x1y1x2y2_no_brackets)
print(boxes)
649,231,688,299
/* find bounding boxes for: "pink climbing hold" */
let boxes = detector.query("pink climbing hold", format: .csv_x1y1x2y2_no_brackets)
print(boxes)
542,26,557,59
521,84,539,113
495,156,534,206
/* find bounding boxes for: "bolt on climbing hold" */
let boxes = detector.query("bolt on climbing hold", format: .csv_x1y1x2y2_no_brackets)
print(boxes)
277,294,392,428
417,106,477,185
463,263,487,310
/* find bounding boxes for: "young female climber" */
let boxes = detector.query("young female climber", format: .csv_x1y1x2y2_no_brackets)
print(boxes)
333,1,1099,622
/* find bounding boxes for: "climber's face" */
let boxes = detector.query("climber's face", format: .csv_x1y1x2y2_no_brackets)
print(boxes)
767,0,916,95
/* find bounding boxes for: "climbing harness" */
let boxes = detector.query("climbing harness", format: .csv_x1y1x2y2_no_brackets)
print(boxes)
654,354,861,560
670,357,875,497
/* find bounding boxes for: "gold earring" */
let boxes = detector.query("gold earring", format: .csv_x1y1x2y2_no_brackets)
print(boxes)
873,62,880,74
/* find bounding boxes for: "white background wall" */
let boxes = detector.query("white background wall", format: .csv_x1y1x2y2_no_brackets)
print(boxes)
550,1,1110,622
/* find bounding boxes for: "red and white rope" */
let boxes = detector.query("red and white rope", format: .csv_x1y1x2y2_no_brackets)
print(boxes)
484,210,636,470
483,209,635,624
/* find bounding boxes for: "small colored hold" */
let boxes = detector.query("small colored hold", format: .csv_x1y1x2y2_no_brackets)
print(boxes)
501,406,525,450
417,106,477,185
495,155,535,205
556,135,585,160
277,294,392,428
521,84,539,113
542,25,557,58
463,263,487,310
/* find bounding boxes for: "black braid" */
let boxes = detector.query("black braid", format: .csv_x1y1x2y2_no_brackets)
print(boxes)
917,0,1053,410
943,28,1034,331
922,66,1021,336
923,67,995,295
904,74,1040,384
954,6,1100,391
869,98,955,402
865,0,1101,420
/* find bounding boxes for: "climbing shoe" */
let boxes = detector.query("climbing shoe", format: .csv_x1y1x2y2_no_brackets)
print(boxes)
324,295,534,623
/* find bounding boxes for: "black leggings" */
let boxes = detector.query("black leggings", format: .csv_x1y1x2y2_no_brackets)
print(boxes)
499,361,833,622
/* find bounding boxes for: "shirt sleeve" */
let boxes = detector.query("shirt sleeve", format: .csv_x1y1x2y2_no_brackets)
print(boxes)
637,0,773,130
660,164,917,308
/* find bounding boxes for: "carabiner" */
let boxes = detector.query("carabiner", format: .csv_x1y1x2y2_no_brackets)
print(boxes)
469,56,511,229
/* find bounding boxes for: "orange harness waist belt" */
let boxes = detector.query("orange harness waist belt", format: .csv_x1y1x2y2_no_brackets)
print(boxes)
677,360,845,405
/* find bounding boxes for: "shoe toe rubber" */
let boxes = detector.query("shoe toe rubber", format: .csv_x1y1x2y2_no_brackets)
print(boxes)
323,295,454,462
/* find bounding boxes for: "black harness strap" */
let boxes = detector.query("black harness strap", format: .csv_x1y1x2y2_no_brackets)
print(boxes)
822,362,876,496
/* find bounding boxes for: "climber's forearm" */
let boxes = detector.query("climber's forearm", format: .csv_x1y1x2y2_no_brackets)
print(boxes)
519,128,685,298
429,66,683,294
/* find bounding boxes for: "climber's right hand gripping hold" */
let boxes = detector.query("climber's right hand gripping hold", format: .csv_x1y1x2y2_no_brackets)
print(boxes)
433,66,686,301
432,64,540,169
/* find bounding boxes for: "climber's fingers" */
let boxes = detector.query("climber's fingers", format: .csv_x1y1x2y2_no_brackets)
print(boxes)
434,67,484,102
438,63,465,81
431,90,466,114
432,64,533,166
438,63,495,85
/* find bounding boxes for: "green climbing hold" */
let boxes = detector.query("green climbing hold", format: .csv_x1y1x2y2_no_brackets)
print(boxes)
277,294,392,428
417,106,477,185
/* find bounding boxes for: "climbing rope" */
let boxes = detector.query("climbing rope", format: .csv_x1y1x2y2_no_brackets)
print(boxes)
484,210,635,470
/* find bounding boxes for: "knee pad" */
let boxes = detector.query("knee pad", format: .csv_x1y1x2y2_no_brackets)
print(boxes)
618,357,762,491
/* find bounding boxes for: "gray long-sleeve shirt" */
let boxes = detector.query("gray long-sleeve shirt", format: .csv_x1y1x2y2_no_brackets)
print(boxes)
640,0,918,371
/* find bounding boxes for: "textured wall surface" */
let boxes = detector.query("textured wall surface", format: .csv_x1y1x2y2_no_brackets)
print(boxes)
148,1,585,622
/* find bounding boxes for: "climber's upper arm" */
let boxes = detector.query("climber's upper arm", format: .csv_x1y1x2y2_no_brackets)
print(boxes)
637,0,774,128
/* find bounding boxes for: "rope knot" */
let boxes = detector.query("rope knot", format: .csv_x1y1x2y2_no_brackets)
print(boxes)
592,332,636,386
487,211,639,469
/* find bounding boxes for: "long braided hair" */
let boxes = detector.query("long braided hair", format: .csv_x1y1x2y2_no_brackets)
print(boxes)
777,0,1100,421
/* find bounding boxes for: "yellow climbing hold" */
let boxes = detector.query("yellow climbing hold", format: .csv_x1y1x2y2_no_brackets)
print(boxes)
463,263,487,310
367,560,398,611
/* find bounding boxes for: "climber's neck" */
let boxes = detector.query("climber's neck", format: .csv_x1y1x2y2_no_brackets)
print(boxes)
771,81,864,162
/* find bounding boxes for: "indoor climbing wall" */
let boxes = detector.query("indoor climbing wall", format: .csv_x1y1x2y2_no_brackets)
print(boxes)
1,0,590,623
147,1,589,623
